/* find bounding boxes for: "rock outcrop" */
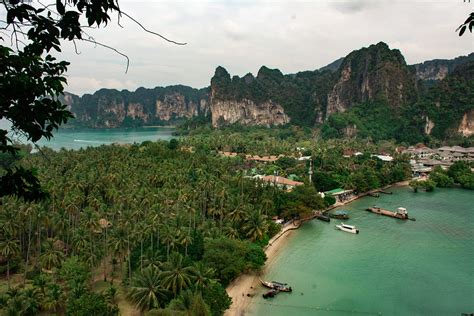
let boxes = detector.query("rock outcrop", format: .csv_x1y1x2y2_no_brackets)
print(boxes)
211,98,289,127
209,66,290,127
65,86,209,128
458,110,474,137
412,53,474,81
326,42,417,117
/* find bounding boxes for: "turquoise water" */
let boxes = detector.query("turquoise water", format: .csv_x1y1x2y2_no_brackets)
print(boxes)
28,127,175,150
253,187,474,316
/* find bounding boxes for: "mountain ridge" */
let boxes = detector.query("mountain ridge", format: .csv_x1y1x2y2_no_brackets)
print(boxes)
63,42,474,142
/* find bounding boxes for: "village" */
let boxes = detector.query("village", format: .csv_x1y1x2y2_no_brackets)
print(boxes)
218,144,474,208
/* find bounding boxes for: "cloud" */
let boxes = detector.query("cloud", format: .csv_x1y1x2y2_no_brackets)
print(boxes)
329,0,380,13
58,0,473,95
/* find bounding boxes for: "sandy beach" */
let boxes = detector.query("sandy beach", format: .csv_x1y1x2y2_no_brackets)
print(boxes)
224,180,410,316
224,222,298,316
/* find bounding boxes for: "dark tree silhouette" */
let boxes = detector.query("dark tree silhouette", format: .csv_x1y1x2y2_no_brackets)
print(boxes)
457,1,473,36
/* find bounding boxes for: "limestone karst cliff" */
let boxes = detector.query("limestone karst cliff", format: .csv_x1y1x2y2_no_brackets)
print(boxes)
209,66,291,127
64,86,209,128
65,42,473,142
326,42,418,116
412,53,474,81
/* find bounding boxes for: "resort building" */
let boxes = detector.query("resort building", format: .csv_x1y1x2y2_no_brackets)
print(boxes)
259,175,304,191
324,188,355,203
437,146,474,160
404,145,474,175
402,146,435,159
218,151,283,162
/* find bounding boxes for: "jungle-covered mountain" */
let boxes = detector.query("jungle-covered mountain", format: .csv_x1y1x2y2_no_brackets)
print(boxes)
64,42,474,143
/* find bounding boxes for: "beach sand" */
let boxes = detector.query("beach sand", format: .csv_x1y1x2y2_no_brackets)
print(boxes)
224,224,297,316
224,180,410,315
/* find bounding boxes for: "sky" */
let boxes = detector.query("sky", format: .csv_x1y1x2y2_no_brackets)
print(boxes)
50,0,474,95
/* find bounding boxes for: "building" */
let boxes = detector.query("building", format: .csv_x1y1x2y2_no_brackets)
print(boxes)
260,175,304,191
324,188,355,203
437,146,474,160
372,154,394,162
218,151,283,162
402,146,435,159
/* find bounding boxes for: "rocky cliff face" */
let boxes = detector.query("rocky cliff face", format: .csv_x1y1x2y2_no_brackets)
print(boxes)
65,86,209,128
211,98,289,127
458,109,474,137
156,93,197,121
412,53,474,81
326,42,417,117
209,66,290,127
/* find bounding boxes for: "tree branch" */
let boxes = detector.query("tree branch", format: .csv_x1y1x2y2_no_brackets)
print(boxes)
120,11,187,46
80,38,130,73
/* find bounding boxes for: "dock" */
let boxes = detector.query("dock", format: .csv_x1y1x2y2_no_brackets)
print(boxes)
366,206,410,220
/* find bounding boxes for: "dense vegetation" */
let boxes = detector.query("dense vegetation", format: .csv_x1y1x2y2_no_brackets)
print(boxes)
410,161,474,192
0,128,417,315
320,61,474,146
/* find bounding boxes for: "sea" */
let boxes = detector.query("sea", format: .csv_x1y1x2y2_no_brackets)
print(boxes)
252,187,474,316
1,119,175,151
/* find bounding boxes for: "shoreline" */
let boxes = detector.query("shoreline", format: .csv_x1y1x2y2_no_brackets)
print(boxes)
224,180,410,316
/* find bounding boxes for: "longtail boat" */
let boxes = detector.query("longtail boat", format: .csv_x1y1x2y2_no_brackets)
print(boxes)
260,279,292,292
329,210,350,220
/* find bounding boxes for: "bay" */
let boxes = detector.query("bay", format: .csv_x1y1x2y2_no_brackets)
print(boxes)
253,187,474,316
27,127,174,151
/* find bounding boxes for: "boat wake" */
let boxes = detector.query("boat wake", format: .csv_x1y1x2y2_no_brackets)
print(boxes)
73,139,106,143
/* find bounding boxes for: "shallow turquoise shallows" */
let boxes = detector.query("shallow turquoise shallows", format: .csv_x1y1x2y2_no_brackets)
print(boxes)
32,127,175,150
253,187,474,316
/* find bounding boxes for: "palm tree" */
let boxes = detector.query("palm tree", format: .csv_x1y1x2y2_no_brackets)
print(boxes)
178,229,193,258
243,209,268,242
191,262,217,291
126,266,169,313
161,253,195,297
39,238,65,272
0,238,20,288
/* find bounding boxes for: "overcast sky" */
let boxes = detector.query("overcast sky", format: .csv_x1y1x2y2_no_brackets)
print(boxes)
55,0,473,95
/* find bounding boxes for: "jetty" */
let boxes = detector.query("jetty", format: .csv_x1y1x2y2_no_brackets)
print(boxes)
314,211,330,222
366,206,412,220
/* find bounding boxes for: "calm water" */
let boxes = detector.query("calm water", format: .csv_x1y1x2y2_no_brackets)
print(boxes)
22,127,175,151
253,187,474,316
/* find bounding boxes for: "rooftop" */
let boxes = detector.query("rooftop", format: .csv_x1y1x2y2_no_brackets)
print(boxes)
261,175,304,187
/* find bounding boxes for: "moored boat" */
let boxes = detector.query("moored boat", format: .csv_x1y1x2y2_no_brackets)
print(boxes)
329,210,349,220
260,279,292,292
366,206,409,220
314,211,330,222
336,222,359,234
262,289,279,299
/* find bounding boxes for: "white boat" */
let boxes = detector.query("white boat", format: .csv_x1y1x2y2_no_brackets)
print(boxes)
336,222,359,234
